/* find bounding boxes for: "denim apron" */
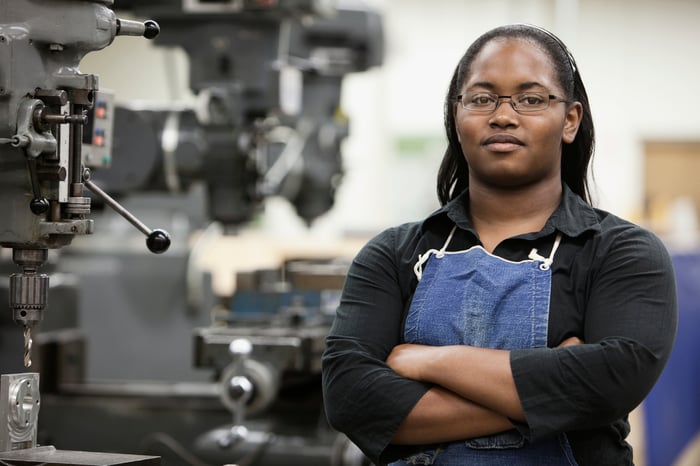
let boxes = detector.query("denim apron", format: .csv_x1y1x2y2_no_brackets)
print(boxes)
392,226,578,466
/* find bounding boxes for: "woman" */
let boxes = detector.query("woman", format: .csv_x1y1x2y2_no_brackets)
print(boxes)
322,24,677,465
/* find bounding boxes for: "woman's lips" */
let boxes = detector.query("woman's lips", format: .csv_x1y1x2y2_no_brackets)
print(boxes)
482,134,524,152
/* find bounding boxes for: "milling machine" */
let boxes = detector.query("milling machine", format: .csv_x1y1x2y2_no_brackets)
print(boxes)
11,1,384,465
0,0,177,464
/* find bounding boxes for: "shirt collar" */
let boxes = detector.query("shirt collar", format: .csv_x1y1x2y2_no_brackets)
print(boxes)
421,184,601,239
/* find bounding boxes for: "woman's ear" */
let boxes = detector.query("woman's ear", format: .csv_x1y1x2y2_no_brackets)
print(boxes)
562,101,583,144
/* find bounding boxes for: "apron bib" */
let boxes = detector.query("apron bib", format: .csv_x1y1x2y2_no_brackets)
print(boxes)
392,227,577,466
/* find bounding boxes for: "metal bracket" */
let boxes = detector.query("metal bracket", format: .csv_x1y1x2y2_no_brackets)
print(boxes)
13,99,57,158
0,373,40,452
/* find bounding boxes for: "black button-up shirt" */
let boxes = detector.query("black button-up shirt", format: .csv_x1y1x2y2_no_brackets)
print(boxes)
322,185,678,465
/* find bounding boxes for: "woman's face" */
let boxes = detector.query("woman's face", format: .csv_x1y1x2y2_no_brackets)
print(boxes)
454,38,582,191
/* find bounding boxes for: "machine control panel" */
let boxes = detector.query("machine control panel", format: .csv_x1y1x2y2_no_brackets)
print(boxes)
82,90,115,169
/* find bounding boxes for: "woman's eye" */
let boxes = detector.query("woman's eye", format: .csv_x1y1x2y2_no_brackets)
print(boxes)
471,94,494,105
519,94,545,106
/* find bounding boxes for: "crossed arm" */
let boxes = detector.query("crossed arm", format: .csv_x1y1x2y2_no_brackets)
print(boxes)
387,337,582,444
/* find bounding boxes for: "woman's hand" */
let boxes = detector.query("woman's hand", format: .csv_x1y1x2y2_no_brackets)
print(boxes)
557,336,584,347
386,343,436,381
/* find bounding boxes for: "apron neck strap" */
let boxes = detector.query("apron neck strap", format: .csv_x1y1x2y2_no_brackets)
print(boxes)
413,226,457,281
528,232,563,271
415,228,563,280
440,226,458,253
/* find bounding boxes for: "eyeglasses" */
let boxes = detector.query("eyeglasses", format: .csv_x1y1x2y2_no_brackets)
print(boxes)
456,92,567,114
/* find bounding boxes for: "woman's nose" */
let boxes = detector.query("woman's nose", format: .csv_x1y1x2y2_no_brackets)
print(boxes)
488,101,519,127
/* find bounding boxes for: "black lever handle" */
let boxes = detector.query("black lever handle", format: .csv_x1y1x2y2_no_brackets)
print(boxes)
82,168,171,254
26,159,50,215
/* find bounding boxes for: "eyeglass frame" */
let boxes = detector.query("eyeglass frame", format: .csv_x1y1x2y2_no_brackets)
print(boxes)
455,92,569,114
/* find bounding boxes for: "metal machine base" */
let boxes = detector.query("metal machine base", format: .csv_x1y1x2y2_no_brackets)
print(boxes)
0,445,159,465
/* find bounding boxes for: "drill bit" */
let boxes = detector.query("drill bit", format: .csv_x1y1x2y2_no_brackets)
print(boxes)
23,326,32,368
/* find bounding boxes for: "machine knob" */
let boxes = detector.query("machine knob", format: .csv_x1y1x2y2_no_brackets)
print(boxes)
143,20,160,39
29,198,50,215
146,229,171,254
227,375,253,403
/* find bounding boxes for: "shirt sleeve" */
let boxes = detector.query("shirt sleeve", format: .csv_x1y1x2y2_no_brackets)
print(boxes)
321,228,430,464
510,224,678,440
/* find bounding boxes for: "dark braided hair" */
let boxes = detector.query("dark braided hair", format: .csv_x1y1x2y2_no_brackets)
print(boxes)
437,24,595,205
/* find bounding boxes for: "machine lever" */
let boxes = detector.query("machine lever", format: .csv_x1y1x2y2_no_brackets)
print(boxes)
116,19,160,39
82,168,171,254
26,159,50,215
40,113,87,125
218,339,254,449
